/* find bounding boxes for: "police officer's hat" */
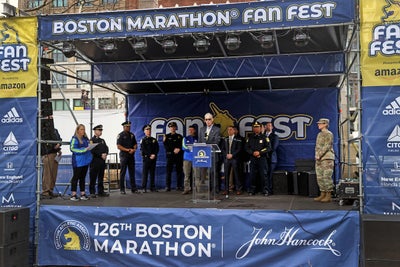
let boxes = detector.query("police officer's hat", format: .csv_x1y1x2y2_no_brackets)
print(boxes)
143,124,151,131
252,121,262,127
93,124,103,131
168,121,177,128
122,121,131,126
317,118,329,125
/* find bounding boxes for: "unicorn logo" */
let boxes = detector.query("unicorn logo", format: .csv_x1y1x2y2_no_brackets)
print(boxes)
382,0,400,22
209,103,237,137
63,228,81,250
0,23,21,45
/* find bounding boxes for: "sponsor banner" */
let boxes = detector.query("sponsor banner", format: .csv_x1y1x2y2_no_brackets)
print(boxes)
360,0,400,86
0,97,37,207
0,17,38,98
39,0,355,41
38,206,359,266
128,89,340,176
361,86,400,214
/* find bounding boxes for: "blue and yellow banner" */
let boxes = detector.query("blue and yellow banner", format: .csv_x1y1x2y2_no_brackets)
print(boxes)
38,206,359,266
360,0,400,86
0,17,38,98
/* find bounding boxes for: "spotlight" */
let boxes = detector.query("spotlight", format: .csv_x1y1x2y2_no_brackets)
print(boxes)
103,41,117,55
62,42,75,58
161,39,177,54
132,38,147,55
293,29,310,47
224,34,241,51
193,38,210,53
259,34,274,49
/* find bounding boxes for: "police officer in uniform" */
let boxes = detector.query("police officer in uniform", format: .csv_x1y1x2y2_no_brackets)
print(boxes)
140,124,159,192
245,121,272,196
117,121,138,194
163,121,184,191
89,125,109,197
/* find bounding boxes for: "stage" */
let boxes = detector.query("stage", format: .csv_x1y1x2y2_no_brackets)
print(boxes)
40,189,356,211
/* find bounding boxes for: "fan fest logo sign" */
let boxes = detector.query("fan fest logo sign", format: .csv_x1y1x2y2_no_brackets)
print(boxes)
0,17,38,98
360,0,400,86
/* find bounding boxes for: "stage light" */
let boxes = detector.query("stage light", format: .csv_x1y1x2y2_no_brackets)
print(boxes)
132,38,147,55
161,39,177,54
193,38,210,53
224,34,241,51
293,29,310,47
62,42,76,58
103,40,117,55
259,33,274,49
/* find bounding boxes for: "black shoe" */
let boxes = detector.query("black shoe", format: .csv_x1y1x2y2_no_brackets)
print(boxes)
165,188,171,192
120,190,126,195
131,189,138,194
90,194,97,198
150,189,158,192
40,194,52,200
98,192,110,197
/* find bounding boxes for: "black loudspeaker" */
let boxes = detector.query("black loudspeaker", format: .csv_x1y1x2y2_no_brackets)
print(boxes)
40,83,51,99
362,215,400,267
0,207,29,246
272,171,289,195
0,241,29,267
40,58,54,81
295,159,315,172
297,171,319,197
41,101,53,117
41,118,55,140
287,171,298,195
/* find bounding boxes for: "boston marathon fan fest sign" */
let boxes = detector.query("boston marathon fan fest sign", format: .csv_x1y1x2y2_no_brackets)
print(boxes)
39,0,355,41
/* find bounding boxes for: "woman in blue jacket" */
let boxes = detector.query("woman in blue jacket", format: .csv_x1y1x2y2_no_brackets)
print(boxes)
69,124,92,201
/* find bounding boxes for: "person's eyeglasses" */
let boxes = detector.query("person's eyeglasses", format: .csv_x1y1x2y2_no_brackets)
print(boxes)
205,118,212,121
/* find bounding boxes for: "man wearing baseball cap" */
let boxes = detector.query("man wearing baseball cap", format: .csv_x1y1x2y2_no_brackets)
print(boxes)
314,118,335,203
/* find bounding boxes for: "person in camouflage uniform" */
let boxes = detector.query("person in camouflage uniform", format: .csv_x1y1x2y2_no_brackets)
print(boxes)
314,118,335,203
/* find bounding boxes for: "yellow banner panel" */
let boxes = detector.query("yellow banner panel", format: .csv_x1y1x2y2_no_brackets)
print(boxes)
0,17,38,98
360,0,400,86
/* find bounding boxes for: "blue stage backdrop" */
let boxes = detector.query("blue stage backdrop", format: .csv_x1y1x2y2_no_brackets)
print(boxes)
125,89,340,188
38,206,359,266
361,86,400,215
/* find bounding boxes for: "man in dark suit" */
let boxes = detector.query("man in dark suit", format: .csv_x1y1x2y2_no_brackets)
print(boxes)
264,121,279,195
221,125,243,196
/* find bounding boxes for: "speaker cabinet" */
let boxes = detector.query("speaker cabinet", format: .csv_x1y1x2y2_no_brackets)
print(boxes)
295,159,315,172
297,171,319,197
272,171,289,195
0,241,28,267
40,83,51,99
287,171,298,195
362,215,400,267
0,207,29,246
41,101,53,117
40,58,54,81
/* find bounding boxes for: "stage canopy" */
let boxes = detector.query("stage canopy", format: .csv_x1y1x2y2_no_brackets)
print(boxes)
38,0,356,94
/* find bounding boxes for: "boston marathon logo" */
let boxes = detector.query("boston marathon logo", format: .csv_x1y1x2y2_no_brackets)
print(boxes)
54,220,91,251
0,22,30,73
151,103,312,139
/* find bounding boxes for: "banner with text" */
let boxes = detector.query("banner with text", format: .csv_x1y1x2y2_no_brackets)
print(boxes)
38,206,359,266
361,86,400,215
128,89,340,175
39,0,355,41
0,17,38,98
360,0,400,86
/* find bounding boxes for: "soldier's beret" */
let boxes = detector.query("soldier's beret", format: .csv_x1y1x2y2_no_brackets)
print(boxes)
122,121,131,126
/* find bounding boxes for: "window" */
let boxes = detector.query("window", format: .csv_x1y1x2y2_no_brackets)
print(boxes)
76,70,91,88
27,0,43,8
52,99,70,111
52,50,67,63
52,0,68,7
102,0,117,4
98,98,113,109
52,71,67,89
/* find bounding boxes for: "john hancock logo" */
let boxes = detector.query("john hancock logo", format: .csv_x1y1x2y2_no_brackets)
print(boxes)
54,220,90,251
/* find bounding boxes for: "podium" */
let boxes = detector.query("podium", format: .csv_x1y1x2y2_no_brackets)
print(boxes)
192,143,221,203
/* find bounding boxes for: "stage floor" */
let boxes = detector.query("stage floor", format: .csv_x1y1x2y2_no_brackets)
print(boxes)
40,190,358,211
